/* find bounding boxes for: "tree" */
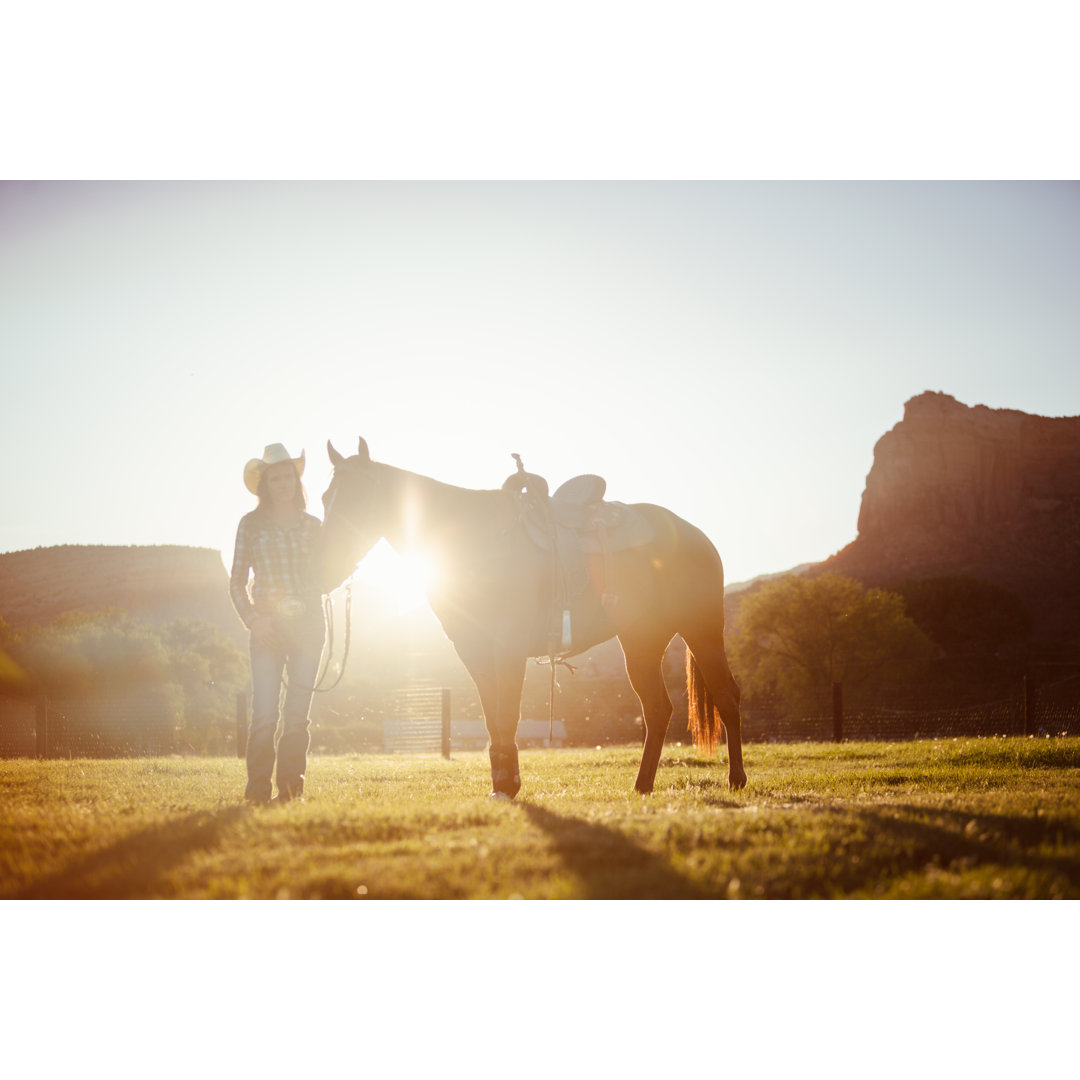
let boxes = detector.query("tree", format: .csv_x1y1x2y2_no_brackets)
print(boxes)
15,609,169,699
159,618,247,751
0,616,28,693
729,572,935,714
891,576,1032,658
8,611,247,753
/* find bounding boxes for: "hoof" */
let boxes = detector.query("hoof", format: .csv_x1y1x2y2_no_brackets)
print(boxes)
489,791,513,802
729,769,748,791
488,745,521,800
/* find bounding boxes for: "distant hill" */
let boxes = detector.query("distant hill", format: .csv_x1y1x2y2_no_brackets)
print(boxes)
819,392,1080,640
726,563,817,595
0,545,246,645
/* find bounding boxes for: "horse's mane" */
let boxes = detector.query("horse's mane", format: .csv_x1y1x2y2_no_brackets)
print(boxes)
372,461,515,552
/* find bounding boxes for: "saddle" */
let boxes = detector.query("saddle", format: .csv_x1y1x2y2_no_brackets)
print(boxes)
502,456,654,647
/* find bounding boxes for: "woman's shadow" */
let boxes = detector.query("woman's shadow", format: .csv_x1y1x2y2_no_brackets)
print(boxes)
12,807,246,899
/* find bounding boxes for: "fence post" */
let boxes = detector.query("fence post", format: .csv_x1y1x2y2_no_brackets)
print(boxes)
832,682,843,743
441,688,452,759
35,696,48,758
236,692,248,757
1023,675,1037,736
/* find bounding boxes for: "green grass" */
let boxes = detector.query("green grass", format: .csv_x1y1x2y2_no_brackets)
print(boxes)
2,736,1079,899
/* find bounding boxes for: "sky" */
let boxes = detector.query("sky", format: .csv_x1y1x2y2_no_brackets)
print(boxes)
2,180,1079,591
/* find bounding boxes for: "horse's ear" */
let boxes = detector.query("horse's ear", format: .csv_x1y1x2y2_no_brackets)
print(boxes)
328,441,345,468
357,437,370,463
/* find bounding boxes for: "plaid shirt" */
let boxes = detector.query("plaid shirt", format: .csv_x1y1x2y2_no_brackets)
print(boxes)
229,510,323,626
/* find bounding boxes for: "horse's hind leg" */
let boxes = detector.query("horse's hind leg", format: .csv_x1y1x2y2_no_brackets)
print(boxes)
683,627,746,790
620,637,674,794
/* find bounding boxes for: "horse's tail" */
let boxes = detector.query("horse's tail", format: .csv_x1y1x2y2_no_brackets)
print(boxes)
686,650,722,757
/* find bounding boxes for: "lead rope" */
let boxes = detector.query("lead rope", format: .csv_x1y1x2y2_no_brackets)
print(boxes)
550,658,557,743
282,580,353,694
538,653,576,742
313,582,352,693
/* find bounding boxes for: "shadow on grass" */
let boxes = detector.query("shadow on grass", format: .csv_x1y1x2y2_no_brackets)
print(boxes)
519,803,714,899
750,803,1080,898
13,808,246,899
848,803,1080,892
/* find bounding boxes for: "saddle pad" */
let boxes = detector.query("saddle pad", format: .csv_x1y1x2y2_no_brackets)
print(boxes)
522,500,655,600
579,500,654,554
521,500,653,553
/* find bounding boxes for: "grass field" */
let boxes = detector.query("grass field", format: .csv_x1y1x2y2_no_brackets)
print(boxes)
2,736,1078,899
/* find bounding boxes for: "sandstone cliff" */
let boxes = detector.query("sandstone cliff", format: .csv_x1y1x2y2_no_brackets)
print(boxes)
822,392,1080,638
0,545,245,645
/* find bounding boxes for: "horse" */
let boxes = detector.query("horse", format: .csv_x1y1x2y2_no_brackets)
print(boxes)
320,439,746,799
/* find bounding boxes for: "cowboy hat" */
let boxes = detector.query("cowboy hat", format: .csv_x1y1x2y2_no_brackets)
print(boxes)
244,443,306,495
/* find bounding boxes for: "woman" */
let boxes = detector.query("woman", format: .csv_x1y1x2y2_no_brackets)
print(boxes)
230,443,325,804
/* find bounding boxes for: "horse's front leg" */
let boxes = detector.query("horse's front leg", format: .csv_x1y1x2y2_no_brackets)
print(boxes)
469,655,527,799
489,744,521,800
483,652,529,799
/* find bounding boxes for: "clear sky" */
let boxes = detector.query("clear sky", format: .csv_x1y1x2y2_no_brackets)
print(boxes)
2,180,1078,589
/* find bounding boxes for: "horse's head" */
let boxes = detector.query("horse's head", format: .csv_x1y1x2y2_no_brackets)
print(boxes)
320,437,381,592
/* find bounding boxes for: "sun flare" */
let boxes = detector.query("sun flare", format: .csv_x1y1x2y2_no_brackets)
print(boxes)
351,539,435,614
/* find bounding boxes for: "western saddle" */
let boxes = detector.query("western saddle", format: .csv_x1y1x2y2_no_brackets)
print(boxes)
502,454,653,654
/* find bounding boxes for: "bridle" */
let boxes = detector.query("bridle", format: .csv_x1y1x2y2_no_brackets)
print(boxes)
285,462,382,696
323,460,384,561
279,464,364,695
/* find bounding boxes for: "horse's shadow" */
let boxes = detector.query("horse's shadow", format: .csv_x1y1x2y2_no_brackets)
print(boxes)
519,803,714,899
844,802,1080,891
13,807,246,899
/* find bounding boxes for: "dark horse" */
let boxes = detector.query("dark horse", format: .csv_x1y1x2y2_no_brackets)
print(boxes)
320,439,746,798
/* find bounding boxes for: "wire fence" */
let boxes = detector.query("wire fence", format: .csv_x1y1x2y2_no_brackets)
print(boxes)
738,671,1080,742
0,692,179,758
3,671,1079,759
743,696,1028,743
380,686,451,755
0,685,456,759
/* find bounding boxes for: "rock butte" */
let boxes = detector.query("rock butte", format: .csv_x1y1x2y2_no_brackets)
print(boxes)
821,391,1080,638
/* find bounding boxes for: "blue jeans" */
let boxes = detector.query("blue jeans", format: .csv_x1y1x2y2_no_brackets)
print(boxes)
245,609,326,801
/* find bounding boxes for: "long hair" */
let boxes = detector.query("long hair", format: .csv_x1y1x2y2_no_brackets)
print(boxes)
256,465,307,515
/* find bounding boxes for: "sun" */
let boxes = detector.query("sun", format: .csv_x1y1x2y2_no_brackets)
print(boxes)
351,538,435,614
